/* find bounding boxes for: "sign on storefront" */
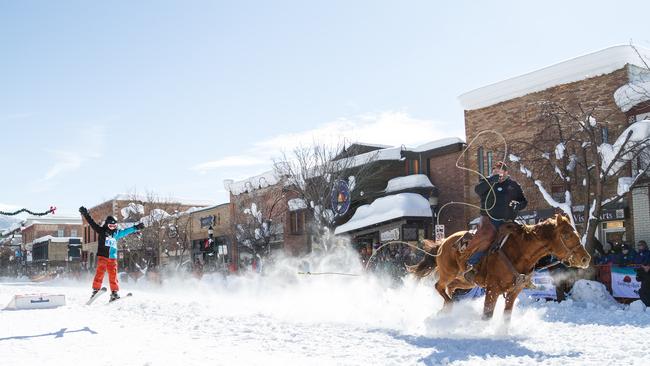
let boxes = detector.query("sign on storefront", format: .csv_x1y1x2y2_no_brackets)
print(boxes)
435,225,445,242
380,228,400,242
200,215,214,228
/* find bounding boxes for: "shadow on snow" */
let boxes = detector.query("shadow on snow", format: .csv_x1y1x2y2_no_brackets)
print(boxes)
374,329,581,365
0,327,97,341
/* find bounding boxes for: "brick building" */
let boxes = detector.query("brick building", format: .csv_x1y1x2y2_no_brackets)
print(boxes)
19,216,82,271
225,171,309,268
333,139,467,246
80,194,212,269
458,44,650,245
187,203,231,269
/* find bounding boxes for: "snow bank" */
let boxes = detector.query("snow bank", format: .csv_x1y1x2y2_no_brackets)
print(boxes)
628,300,647,313
334,193,432,235
569,279,621,309
384,174,434,193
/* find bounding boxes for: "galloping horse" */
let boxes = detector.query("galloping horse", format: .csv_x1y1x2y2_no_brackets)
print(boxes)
410,214,590,321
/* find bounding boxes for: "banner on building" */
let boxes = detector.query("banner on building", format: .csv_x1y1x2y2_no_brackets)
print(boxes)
611,266,640,298
522,270,557,300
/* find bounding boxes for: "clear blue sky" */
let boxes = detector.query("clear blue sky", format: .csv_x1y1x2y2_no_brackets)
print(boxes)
2,1,650,216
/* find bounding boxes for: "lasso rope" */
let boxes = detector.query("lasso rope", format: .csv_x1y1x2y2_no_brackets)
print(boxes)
297,240,436,277
436,129,509,227
300,130,511,277
0,206,57,217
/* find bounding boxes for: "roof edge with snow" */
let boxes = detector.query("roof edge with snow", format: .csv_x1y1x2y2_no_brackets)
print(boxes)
459,44,650,111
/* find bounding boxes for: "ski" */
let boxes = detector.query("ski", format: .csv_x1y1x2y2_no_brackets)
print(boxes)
108,292,132,304
86,287,107,305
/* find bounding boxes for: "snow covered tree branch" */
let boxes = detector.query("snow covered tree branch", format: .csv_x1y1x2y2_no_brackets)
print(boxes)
509,100,650,257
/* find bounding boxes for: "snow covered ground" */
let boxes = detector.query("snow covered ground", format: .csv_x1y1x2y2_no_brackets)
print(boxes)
1,252,649,366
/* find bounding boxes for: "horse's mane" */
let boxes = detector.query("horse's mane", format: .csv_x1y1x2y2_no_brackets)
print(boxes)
505,216,560,242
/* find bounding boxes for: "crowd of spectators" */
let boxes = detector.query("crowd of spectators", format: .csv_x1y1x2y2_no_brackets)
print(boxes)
595,240,650,266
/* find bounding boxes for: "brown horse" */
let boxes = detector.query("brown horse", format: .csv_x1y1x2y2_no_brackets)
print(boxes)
410,214,590,321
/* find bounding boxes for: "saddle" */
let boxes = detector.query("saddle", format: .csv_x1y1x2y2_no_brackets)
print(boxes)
455,222,519,253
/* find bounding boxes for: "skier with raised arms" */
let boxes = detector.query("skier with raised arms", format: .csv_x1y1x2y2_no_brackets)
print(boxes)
80,206,144,302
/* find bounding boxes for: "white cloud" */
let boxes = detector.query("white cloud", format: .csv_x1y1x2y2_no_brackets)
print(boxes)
44,150,85,180
193,111,463,172
191,155,269,172
41,125,106,182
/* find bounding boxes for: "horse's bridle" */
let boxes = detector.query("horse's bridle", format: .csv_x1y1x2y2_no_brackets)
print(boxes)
544,233,583,266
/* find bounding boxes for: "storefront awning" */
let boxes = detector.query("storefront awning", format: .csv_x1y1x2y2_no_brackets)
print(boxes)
334,193,432,235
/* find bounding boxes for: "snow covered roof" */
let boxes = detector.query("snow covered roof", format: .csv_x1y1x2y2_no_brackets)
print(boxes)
334,193,432,235
32,235,82,245
21,216,81,230
224,170,282,196
112,194,214,207
410,137,464,152
334,138,464,171
336,147,404,170
384,174,434,193
459,44,650,110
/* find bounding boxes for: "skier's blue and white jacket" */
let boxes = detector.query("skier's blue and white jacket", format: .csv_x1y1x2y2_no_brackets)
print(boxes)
104,227,138,259
81,210,140,259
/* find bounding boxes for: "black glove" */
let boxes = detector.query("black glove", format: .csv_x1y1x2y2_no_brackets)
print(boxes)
488,175,500,183
79,206,88,215
134,222,145,230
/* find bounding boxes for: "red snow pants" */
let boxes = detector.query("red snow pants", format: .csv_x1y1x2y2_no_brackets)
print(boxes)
93,256,119,292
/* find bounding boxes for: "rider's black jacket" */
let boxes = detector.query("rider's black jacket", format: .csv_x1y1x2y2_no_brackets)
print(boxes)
475,175,527,221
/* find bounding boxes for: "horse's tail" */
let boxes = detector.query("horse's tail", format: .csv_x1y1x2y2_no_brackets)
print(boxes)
408,240,439,278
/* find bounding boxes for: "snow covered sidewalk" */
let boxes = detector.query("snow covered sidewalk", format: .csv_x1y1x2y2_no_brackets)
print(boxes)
1,275,649,366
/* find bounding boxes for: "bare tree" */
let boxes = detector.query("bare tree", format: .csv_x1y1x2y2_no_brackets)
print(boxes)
273,141,387,250
509,101,650,255
231,186,287,258
120,192,196,274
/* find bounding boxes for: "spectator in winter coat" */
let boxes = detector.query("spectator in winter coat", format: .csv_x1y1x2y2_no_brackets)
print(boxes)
80,206,144,302
635,262,650,306
635,241,650,265
597,249,615,265
614,244,637,266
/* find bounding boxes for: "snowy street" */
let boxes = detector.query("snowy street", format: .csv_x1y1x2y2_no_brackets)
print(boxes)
2,265,649,366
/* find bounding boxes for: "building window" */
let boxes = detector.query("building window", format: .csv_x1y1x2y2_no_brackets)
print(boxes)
487,151,493,173
601,127,609,144
290,211,305,234
477,147,485,176
217,213,221,225
71,229,78,237
406,159,420,174
58,229,64,237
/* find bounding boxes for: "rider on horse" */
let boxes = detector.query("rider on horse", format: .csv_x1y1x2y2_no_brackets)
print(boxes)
463,161,527,281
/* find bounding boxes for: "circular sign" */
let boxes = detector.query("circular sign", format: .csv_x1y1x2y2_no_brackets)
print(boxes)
331,180,351,216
